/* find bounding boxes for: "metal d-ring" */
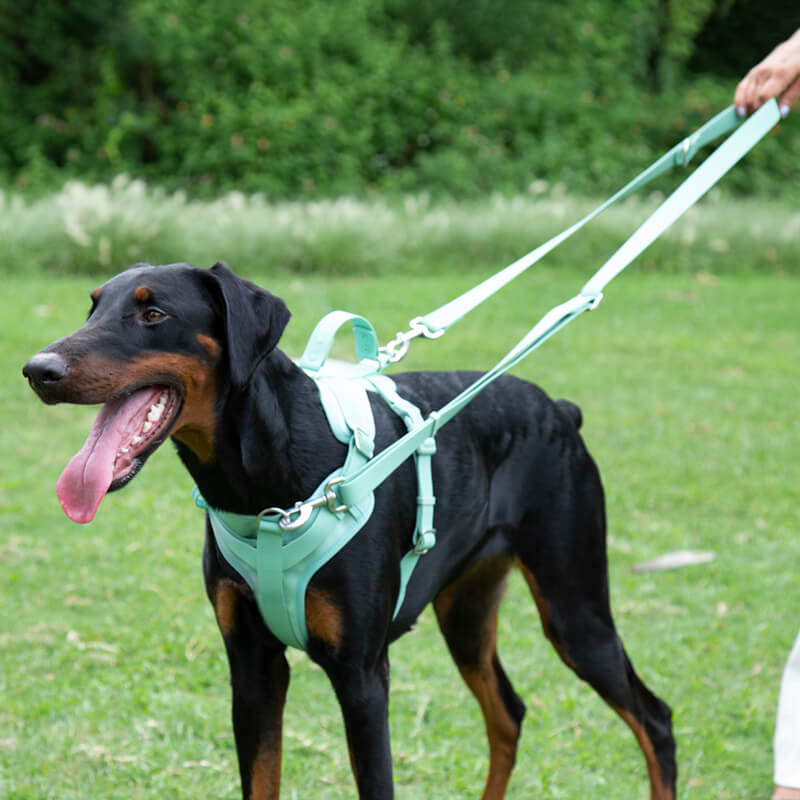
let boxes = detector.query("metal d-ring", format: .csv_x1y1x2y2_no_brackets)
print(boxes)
323,476,349,514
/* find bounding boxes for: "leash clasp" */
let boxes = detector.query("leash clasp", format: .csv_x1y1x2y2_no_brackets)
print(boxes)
259,477,350,532
379,317,444,366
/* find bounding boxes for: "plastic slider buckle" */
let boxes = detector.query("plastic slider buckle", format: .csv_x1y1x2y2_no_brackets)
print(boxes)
680,136,694,167
192,487,207,509
582,291,604,310
417,436,437,456
353,427,375,459
413,529,436,554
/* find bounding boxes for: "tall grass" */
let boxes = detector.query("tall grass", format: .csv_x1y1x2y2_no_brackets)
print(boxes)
4,176,800,278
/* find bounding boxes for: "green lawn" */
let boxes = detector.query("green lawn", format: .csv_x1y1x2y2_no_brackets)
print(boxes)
2,265,798,799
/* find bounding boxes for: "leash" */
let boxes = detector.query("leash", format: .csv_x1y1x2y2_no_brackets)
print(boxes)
334,99,781,511
378,101,779,363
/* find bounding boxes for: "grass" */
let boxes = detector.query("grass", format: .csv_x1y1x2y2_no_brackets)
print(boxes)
3,260,800,799
3,176,800,279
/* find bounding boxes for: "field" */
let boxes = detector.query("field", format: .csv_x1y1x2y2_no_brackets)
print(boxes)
2,205,800,798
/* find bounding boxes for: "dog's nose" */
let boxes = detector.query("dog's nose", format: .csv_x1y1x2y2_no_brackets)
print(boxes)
23,352,70,392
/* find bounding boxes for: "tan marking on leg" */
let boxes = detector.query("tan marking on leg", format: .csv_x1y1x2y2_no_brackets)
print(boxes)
612,704,674,800
249,742,281,800
212,579,248,638
133,285,151,302
434,559,519,800
516,560,576,669
305,587,343,653
460,653,520,800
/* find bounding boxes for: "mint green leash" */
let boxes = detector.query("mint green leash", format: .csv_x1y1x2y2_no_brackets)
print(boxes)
338,100,781,511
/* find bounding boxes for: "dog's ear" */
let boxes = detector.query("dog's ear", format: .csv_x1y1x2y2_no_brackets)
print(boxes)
206,262,291,390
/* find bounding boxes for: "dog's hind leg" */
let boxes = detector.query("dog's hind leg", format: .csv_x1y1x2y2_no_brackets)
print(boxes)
513,490,677,800
434,552,526,800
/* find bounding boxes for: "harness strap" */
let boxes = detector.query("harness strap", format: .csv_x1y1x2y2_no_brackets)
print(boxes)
368,375,437,617
334,99,782,511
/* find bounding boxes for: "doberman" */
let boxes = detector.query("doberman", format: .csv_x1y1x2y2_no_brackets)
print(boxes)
23,262,676,799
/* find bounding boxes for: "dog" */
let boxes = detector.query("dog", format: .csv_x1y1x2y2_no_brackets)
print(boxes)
23,262,676,799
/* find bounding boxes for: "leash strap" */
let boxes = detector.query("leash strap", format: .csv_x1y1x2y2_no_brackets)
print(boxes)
335,99,781,510
417,104,771,336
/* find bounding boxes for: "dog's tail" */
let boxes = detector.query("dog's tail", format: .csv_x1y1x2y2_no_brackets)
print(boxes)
555,399,583,430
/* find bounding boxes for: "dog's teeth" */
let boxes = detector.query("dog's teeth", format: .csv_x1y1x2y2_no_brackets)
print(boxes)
147,405,163,423
142,421,153,433
159,390,168,404
121,447,129,454
131,435,143,445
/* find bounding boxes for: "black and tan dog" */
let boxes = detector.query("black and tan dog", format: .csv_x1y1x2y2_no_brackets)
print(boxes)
23,262,676,799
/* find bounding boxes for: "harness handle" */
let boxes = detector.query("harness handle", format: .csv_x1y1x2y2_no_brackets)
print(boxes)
299,311,380,374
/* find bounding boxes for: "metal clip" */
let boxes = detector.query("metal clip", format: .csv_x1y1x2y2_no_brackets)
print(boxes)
379,317,446,366
323,476,348,513
256,477,350,532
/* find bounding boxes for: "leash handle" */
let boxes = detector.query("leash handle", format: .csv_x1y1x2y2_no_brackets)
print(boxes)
582,100,779,296
415,104,761,337
336,99,782,510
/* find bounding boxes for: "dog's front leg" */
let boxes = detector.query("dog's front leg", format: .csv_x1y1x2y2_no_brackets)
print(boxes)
209,574,290,800
326,655,395,798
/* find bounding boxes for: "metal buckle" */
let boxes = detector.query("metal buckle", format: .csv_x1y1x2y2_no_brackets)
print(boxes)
323,476,348,514
256,477,350,533
379,317,445,366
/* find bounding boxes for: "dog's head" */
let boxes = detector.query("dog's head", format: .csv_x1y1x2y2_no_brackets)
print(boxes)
22,262,290,523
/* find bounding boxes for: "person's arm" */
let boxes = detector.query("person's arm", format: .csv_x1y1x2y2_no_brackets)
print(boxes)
734,29,800,118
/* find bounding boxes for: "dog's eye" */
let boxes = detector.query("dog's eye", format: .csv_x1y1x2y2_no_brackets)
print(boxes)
141,308,166,324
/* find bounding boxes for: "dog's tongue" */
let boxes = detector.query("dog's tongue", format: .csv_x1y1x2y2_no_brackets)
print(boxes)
57,388,161,524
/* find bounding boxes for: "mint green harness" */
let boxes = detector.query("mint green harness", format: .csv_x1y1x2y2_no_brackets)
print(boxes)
193,101,782,653
193,312,436,651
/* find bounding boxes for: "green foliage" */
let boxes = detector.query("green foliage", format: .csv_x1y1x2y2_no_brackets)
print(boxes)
0,0,798,198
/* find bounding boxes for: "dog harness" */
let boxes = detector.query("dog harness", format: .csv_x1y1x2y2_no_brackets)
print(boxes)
193,312,437,651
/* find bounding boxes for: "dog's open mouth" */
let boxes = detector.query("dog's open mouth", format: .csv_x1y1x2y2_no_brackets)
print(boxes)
57,385,182,524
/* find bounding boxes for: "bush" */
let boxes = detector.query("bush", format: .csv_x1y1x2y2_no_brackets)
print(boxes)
0,0,798,199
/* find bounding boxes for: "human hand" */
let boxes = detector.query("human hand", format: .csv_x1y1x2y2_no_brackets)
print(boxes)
734,29,800,119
